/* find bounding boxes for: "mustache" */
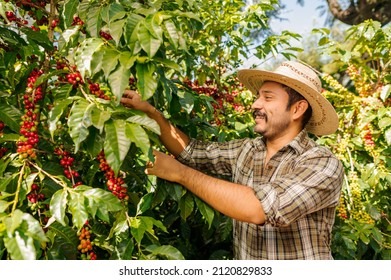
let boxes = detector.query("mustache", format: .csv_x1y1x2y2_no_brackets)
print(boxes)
252,109,267,120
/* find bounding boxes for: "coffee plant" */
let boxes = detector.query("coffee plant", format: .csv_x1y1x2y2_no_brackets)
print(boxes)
0,0,299,260
3,0,387,261
314,20,391,259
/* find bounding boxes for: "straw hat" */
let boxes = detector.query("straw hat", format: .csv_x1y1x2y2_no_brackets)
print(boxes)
237,61,339,136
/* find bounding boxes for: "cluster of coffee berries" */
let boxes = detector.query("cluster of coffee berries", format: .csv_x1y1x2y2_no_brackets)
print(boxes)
346,64,373,97
17,69,44,160
77,224,97,260
72,15,84,26
348,172,374,224
88,81,111,100
99,30,113,40
56,61,84,88
4,11,28,25
27,183,45,204
129,77,137,90
336,194,348,220
362,124,375,148
51,18,59,29
4,10,40,31
97,151,129,201
54,147,82,187
66,72,84,88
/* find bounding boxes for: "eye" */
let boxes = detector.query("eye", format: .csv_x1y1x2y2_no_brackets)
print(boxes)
264,95,273,100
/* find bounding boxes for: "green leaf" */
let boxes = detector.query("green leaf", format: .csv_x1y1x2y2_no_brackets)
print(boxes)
101,48,120,78
119,51,136,69
145,13,163,41
179,192,194,220
146,244,185,260
104,119,132,176
0,133,19,143
68,191,88,229
195,197,214,228
0,200,11,213
52,83,74,100
385,127,391,146
50,189,68,226
21,27,53,50
138,22,161,58
109,18,126,46
84,188,122,221
0,173,18,192
177,91,194,114
124,13,143,45
379,117,391,129
74,38,104,78
380,84,391,102
85,127,104,158
130,217,147,244
136,192,154,216
68,99,90,152
0,103,22,133
48,98,74,139
107,2,126,22
136,63,157,100
163,19,179,49
3,210,48,260
61,0,79,29
21,211,49,242
108,63,131,106
59,26,80,49
126,113,160,135
130,216,166,245
126,123,150,157
86,4,102,37
114,238,134,260
0,26,27,47
3,232,36,260
47,222,79,260
111,210,129,236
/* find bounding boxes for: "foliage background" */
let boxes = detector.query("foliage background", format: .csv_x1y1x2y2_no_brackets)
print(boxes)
0,0,389,260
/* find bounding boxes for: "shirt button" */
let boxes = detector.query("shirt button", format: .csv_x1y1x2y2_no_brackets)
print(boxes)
267,165,273,170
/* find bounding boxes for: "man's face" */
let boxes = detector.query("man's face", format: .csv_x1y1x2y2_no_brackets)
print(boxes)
251,81,292,140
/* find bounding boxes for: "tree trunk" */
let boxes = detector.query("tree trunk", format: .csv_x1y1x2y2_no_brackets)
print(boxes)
326,0,391,25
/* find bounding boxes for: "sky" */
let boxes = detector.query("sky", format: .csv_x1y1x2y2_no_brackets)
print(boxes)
242,0,331,68
270,0,329,34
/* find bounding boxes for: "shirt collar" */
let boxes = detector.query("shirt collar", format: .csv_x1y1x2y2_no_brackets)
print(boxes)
287,129,310,154
253,129,310,154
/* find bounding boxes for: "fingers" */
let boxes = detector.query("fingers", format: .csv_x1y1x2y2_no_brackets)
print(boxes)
146,161,154,168
121,90,138,108
122,89,138,98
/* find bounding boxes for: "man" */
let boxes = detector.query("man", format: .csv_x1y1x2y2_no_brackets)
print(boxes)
121,61,344,259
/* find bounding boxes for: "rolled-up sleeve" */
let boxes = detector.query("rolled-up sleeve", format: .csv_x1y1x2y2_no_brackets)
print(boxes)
177,138,251,177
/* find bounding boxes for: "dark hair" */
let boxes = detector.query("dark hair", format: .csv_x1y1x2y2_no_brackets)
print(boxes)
282,85,313,129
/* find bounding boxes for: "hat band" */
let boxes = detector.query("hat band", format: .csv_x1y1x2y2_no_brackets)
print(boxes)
280,62,321,90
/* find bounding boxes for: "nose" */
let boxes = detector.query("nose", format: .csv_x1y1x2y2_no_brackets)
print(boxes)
251,97,263,110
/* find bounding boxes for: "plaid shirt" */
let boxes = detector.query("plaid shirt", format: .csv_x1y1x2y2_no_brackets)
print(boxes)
177,130,344,259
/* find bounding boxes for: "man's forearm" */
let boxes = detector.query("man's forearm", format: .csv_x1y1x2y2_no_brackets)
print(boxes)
177,163,266,225
146,108,190,157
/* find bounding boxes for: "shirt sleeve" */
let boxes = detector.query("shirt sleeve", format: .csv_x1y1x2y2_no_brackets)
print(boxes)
176,138,250,177
254,148,344,227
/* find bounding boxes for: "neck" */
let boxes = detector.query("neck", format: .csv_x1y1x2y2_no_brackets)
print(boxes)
264,128,301,165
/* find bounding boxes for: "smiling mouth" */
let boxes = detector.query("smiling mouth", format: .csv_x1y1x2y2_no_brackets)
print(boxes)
253,110,267,121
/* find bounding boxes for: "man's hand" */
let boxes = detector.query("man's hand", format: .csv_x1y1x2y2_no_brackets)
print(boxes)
145,150,184,183
121,89,154,113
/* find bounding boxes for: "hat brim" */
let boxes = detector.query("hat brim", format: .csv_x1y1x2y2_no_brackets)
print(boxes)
237,69,339,136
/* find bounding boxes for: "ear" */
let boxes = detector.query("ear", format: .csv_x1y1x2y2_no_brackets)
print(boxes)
292,100,309,120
